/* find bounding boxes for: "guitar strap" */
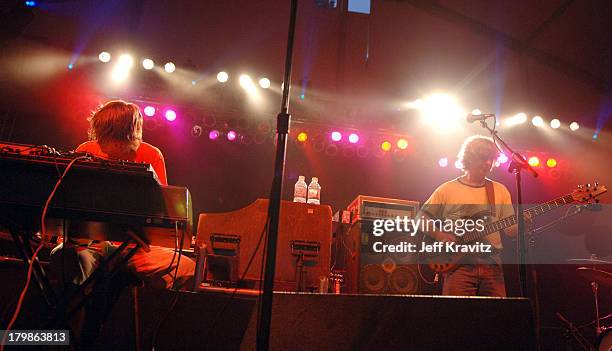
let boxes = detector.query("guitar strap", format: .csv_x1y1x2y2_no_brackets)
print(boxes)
484,179,496,218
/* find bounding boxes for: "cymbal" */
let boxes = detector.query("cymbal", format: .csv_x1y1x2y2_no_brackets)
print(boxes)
567,258,612,265
576,267,612,288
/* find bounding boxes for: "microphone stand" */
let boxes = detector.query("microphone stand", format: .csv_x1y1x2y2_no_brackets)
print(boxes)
477,118,538,297
257,1,298,350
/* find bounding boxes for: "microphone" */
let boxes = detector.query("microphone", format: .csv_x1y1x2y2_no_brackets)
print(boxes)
466,113,495,124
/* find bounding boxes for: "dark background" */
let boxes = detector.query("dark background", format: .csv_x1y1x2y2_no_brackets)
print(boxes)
0,1,610,348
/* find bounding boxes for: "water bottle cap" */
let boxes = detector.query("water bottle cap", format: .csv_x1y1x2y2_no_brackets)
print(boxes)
298,175,305,180
311,177,318,182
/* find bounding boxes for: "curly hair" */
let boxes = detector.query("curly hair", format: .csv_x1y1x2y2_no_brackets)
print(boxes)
457,135,499,171
87,100,142,144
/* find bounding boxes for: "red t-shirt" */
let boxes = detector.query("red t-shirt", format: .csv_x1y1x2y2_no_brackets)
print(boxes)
76,141,168,185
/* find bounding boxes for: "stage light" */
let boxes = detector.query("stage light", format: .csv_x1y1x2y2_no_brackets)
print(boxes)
259,78,271,89
67,63,74,70
550,119,561,129
570,122,580,131
528,156,540,167
24,1,36,7
438,158,448,168
191,80,197,86
227,130,237,141
348,133,359,144
331,131,342,142
497,153,509,164
111,55,133,84
419,94,464,132
505,113,527,127
209,130,220,140
143,106,156,117
297,132,308,142
98,51,111,63
164,109,177,122
455,160,463,169
217,71,229,83
239,74,256,92
531,116,544,127
191,125,202,138
118,54,134,68
164,62,176,73
381,141,392,152
471,108,482,115
397,138,408,150
142,58,154,70
546,158,557,168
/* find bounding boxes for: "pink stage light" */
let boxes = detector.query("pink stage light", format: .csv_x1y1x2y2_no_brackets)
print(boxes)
454,160,463,169
227,130,237,141
348,133,359,144
165,109,177,122
209,130,220,140
143,106,156,117
438,158,448,167
497,153,509,164
331,131,342,142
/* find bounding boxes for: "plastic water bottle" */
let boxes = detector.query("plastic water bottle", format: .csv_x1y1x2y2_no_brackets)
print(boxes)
293,175,307,203
307,177,321,205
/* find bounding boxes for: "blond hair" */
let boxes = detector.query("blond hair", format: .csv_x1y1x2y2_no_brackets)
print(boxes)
87,100,142,144
457,135,499,171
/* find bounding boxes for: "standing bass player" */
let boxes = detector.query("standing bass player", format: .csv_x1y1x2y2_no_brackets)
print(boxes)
420,135,525,297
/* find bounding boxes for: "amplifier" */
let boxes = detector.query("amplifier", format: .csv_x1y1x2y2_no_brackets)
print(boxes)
346,195,419,224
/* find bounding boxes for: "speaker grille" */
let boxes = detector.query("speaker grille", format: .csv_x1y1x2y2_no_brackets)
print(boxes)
389,265,419,294
360,264,387,293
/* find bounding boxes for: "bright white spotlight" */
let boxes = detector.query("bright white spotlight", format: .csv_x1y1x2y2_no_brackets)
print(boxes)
110,54,134,84
164,62,176,73
98,51,111,63
569,122,580,131
217,71,229,83
531,115,544,127
142,58,154,70
259,78,271,89
239,74,257,93
471,108,482,115
118,54,134,68
550,119,561,129
504,113,527,127
419,94,465,133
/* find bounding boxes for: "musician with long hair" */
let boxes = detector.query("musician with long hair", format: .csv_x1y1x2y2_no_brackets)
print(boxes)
420,135,520,296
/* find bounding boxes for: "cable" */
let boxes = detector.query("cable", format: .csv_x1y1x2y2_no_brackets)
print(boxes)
416,232,438,285
0,156,87,351
151,222,183,350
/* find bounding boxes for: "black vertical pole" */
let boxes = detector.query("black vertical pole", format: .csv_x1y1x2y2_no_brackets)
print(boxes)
514,169,528,297
256,1,298,350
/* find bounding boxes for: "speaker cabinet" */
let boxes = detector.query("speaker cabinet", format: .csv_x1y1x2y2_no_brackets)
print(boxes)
334,220,422,294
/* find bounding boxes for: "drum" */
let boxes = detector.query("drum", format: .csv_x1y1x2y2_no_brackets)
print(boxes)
598,327,611,351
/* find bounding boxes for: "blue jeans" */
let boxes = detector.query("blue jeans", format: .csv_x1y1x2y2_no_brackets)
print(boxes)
442,263,507,297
